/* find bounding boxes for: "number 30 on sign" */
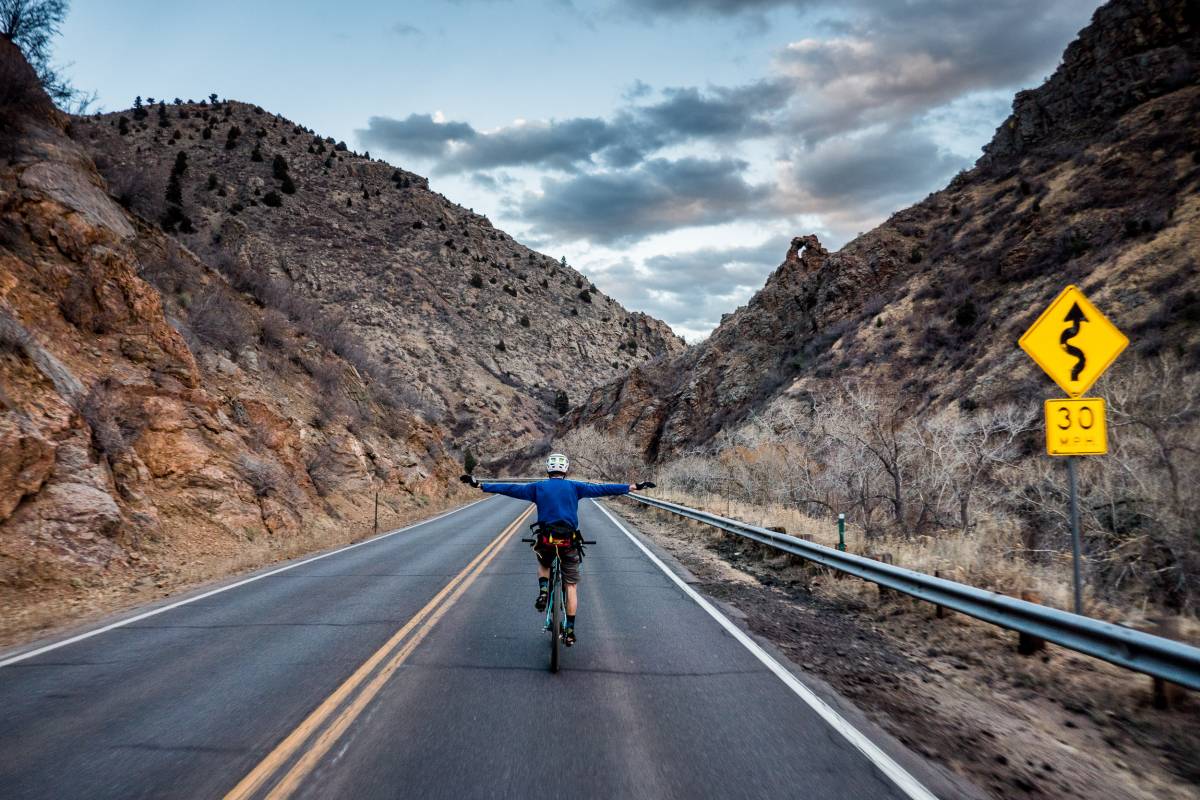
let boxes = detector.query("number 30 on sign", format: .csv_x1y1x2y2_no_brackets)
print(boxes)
1044,398,1107,456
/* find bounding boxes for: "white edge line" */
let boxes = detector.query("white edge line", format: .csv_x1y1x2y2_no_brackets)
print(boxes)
592,500,939,800
0,497,492,668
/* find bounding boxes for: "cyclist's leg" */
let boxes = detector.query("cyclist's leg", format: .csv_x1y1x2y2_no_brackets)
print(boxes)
561,547,581,615
565,583,578,615
533,545,553,611
561,550,581,645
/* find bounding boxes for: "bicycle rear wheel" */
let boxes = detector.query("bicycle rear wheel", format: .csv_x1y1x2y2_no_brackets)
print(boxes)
549,570,561,673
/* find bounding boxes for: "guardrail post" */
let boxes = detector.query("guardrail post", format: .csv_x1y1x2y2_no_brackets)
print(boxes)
1017,591,1046,655
877,553,895,600
934,571,946,618
1145,618,1185,709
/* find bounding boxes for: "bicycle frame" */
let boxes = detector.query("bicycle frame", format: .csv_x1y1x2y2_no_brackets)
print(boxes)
542,554,563,633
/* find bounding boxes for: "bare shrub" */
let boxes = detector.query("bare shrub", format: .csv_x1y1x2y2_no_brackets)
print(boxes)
259,308,290,350
553,425,646,481
79,380,143,465
304,442,338,497
138,242,194,295
102,162,162,219
237,453,284,498
187,285,257,354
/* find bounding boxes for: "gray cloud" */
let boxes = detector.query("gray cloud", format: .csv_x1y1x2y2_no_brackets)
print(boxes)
794,128,965,207
778,1,1097,142
622,79,653,101
591,236,793,339
358,79,788,173
469,171,517,190
616,0,1096,143
391,22,423,37
439,117,624,173
357,113,476,158
356,0,1097,272
641,79,790,139
617,0,806,19
779,125,968,238
515,157,771,244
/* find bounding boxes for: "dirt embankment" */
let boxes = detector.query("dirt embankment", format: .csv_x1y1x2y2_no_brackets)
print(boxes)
609,498,1200,800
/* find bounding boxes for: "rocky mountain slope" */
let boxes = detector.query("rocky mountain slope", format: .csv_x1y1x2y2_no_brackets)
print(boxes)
71,105,683,466
564,0,1200,460
0,39,464,639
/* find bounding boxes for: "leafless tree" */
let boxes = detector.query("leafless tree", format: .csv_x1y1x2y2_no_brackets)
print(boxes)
554,425,645,481
913,404,1035,532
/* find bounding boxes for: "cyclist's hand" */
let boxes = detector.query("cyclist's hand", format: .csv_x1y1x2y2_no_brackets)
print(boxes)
635,481,656,490
460,474,479,488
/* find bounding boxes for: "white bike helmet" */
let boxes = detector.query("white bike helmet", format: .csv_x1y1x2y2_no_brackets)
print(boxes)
546,453,569,474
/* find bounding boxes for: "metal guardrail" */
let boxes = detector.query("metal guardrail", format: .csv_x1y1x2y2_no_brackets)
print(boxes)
626,493,1200,692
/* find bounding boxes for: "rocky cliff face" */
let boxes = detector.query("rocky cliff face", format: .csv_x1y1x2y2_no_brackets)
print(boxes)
0,40,462,639
564,0,1200,459
71,106,684,467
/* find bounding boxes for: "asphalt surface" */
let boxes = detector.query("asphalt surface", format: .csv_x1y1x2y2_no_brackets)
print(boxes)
0,495,950,799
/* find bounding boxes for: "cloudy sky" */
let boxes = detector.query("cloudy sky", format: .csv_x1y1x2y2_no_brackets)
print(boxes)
62,0,1101,340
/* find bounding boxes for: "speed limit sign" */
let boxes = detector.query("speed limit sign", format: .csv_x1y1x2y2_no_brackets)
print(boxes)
1044,398,1107,456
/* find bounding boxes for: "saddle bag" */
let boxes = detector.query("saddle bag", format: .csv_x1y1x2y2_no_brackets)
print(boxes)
529,520,585,556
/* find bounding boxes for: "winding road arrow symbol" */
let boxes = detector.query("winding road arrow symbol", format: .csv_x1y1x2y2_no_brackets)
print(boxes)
1060,302,1088,381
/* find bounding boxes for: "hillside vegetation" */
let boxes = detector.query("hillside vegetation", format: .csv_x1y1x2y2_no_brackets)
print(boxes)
71,99,683,467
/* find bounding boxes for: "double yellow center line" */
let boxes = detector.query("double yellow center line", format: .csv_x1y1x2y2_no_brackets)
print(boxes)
224,506,532,800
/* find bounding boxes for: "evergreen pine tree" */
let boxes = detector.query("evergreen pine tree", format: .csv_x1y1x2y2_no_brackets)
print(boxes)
165,173,182,206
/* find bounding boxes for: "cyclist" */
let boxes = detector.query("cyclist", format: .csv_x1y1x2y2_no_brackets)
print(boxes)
461,453,654,646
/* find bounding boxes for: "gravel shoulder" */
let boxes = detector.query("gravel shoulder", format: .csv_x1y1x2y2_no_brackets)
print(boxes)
607,498,1200,800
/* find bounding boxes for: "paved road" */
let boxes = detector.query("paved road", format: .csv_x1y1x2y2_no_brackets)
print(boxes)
0,495,957,799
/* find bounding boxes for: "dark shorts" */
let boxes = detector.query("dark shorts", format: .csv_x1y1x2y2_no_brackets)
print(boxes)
533,543,582,585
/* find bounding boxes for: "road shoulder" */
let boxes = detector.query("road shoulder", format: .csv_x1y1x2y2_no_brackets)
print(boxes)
598,499,987,800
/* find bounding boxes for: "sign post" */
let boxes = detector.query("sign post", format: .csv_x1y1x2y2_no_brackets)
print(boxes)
1066,457,1083,616
1020,285,1127,615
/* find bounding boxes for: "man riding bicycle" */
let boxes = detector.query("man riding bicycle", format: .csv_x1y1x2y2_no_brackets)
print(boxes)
461,453,653,646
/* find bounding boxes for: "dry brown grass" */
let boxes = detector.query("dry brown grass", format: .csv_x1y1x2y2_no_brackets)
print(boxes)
643,487,1191,631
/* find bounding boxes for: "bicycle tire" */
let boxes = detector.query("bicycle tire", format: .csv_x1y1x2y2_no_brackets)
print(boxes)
549,566,561,673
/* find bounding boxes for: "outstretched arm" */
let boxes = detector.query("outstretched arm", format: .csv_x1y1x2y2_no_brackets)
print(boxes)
572,481,634,499
477,481,537,501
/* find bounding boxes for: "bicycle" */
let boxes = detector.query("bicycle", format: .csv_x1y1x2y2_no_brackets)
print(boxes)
521,524,595,673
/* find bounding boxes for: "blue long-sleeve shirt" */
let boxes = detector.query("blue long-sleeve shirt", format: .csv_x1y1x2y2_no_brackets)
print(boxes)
479,478,630,530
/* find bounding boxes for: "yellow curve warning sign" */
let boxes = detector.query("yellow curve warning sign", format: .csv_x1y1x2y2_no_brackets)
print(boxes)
1045,398,1107,456
1019,285,1128,397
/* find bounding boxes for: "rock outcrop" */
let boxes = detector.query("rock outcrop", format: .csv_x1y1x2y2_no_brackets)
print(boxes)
0,38,460,639
563,0,1200,460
